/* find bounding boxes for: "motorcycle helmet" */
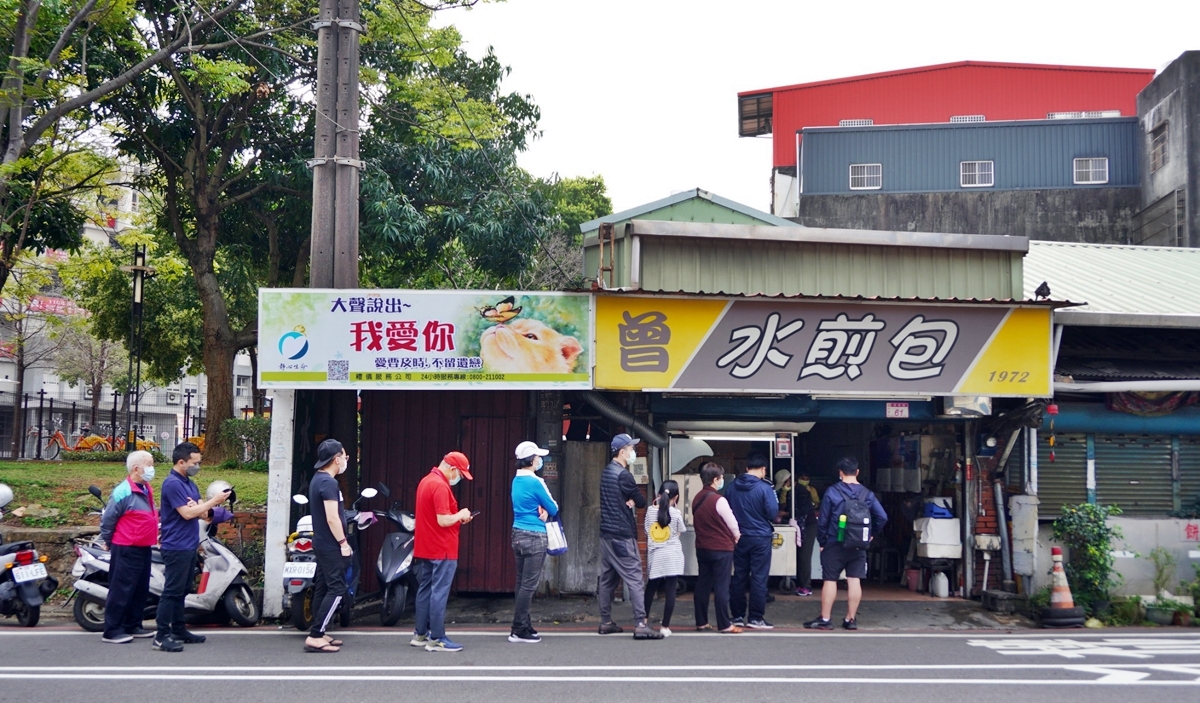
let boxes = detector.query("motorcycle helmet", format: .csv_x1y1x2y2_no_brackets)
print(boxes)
0,483,12,509
205,480,233,502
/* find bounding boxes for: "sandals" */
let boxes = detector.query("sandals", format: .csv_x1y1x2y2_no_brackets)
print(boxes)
323,637,344,647
719,625,744,634
695,624,715,631
304,642,341,653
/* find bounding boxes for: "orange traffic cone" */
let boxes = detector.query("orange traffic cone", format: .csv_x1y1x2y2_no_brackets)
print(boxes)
1049,546,1074,609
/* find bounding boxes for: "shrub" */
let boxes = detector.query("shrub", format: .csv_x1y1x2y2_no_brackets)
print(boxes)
242,460,269,473
1051,503,1124,611
1148,547,1177,597
63,450,167,463
219,417,271,462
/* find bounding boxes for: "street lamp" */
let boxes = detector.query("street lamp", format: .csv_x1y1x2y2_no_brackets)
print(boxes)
120,245,155,450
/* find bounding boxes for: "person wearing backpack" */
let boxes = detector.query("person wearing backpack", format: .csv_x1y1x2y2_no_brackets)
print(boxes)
804,457,887,631
643,480,685,636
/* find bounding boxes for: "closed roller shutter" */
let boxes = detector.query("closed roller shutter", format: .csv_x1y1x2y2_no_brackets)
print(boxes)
1037,433,1087,517
1180,437,1200,508
1094,435,1173,516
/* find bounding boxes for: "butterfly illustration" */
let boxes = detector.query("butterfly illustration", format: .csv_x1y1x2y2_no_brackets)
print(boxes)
479,296,522,323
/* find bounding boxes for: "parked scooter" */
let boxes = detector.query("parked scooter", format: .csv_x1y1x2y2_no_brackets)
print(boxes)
374,483,417,626
282,497,317,631
0,483,59,627
69,481,261,631
287,486,378,629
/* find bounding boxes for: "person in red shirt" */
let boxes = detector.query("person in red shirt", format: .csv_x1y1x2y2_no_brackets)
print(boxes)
411,451,474,653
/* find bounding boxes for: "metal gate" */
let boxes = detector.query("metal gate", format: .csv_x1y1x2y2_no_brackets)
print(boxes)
1179,436,1200,508
1036,433,1087,517
1094,435,1174,516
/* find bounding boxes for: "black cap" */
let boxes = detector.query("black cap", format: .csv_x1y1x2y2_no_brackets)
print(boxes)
315,438,344,469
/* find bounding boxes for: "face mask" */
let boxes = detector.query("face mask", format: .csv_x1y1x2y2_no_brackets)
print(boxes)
714,478,725,492
186,464,201,478
798,479,810,487
449,470,462,486
336,456,347,475
141,466,156,482
533,456,544,472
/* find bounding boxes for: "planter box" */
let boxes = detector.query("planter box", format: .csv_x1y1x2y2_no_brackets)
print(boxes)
1145,606,1175,625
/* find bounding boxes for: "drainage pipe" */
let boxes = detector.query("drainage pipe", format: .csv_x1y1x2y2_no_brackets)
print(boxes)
580,391,668,448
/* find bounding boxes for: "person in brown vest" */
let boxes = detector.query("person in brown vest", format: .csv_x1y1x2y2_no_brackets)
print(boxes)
691,462,742,633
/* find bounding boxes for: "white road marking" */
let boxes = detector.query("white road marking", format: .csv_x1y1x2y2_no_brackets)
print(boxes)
1066,667,1152,683
969,638,1200,659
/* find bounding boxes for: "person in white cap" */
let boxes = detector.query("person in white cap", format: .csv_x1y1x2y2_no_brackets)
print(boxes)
509,441,559,643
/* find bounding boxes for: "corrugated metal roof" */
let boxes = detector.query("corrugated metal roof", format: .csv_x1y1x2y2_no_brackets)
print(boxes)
1023,241,1200,322
579,188,797,233
588,288,1065,308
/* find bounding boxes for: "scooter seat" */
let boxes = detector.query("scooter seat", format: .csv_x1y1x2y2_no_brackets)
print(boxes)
0,541,34,556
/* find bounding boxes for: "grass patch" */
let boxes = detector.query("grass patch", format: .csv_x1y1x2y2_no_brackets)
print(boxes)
0,461,268,528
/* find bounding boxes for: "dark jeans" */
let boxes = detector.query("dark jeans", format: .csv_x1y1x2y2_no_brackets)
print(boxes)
644,576,678,627
414,558,457,641
309,547,349,638
598,537,647,624
103,544,151,639
798,523,818,588
511,529,548,634
694,548,733,630
730,535,772,622
155,549,196,639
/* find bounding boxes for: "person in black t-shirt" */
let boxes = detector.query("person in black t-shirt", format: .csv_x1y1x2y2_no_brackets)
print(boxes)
305,439,351,653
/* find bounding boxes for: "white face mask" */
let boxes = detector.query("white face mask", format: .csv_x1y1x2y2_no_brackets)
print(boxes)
714,478,724,492
449,470,462,486
533,456,544,471
141,466,156,482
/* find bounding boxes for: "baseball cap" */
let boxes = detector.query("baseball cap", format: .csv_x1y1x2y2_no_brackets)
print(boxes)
515,441,549,460
610,433,639,452
442,451,473,480
314,438,344,468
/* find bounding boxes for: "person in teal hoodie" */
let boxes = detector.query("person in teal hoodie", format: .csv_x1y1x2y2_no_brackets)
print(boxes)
509,441,559,643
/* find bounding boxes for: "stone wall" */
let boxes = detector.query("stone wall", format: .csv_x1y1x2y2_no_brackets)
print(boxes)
0,525,99,585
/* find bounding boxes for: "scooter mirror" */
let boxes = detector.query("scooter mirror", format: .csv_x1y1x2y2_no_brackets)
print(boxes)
377,482,391,499
88,485,103,500
292,494,308,505
361,487,378,499
228,488,237,505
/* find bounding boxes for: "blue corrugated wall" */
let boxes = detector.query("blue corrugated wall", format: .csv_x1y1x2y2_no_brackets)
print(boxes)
801,118,1139,194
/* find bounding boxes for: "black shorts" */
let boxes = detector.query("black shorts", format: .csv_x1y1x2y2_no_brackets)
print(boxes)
820,541,868,580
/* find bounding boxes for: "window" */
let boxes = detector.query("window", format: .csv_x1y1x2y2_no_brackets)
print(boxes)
849,163,883,190
738,94,772,137
130,191,140,213
1073,157,1109,184
235,375,251,398
1047,110,1121,119
960,161,994,187
950,114,986,123
838,119,874,127
1150,123,1169,172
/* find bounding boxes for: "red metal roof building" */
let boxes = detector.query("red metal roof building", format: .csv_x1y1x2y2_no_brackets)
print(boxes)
738,61,1157,171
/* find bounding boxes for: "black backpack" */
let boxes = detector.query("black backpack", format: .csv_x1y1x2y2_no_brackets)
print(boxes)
835,483,873,551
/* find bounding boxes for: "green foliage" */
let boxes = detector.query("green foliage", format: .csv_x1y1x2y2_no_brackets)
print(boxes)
1029,585,1052,611
63,450,167,463
1171,491,1200,519
537,175,613,242
1051,503,1124,609
1148,547,1177,596
218,417,272,462
1106,597,1142,626
1156,597,1192,615
242,460,269,473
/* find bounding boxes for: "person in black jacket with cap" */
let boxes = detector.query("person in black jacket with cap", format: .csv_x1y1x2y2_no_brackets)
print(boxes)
304,439,351,653
596,433,662,640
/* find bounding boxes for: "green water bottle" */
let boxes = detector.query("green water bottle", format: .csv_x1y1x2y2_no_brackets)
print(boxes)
837,514,847,542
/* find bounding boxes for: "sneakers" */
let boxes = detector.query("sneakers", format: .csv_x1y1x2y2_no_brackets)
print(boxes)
803,616,833,630
730,617,746,627
126,627,154,639
508,630,542,644
794,587,813,597
597,621,624,635
842,617,858,631
658,627,672,638
425,637,464,653
632,624,664,640
409,633,429,647
747,619,774,630
102,633,133,644
174,630,206,644
152,636,184,652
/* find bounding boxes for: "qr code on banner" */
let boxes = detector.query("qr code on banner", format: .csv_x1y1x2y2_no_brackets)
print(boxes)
327,360,349,381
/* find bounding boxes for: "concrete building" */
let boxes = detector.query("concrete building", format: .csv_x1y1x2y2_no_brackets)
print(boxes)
1134,51,1200,247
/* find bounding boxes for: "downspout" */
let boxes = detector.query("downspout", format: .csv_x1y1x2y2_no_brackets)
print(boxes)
993,430,1019,587
580,391,668,448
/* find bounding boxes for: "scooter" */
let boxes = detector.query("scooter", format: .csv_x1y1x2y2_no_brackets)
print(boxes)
69,482,261,631
282,498,317,631
287,486,377,629
0,484,58,627
374,482,417,627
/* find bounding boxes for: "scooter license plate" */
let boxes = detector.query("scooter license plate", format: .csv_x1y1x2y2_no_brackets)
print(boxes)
13,563,47,583
283,562,316,579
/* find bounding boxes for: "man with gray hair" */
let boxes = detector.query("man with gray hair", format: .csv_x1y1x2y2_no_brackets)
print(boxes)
99,450,159,643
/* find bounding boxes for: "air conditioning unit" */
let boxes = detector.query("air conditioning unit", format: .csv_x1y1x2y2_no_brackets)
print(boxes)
166,391,180,405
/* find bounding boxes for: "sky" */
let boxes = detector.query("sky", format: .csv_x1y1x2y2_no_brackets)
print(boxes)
433,0,1200,213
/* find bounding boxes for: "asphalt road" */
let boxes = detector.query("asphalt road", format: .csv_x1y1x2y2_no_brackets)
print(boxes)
1,624,1198,702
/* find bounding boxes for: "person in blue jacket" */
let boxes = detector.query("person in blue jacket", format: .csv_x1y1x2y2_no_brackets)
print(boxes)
726,452,779,629
509,441,559,644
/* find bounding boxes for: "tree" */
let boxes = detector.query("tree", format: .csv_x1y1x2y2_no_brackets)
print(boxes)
0,253,57,454
49,314,126,426
1,0,250,296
